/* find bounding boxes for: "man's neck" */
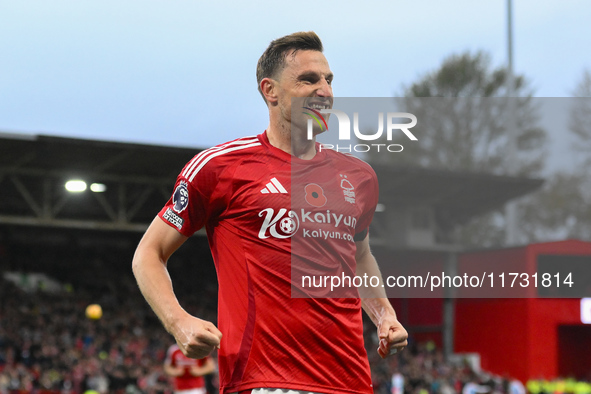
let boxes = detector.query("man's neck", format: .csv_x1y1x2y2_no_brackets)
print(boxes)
266,124,317,160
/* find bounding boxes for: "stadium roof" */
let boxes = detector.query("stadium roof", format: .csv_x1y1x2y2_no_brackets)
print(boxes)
376,165,543,223
0,133,198,231
0,132,543,234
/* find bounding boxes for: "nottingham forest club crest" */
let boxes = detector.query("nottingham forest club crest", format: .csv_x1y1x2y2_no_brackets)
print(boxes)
340,175,355,204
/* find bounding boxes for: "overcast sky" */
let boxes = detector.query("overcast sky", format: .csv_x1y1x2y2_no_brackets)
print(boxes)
1,0,589,171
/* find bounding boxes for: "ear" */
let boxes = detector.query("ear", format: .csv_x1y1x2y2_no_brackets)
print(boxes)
260,77,278,105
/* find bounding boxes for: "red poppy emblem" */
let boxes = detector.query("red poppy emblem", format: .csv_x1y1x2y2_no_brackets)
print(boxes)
305,183,327,207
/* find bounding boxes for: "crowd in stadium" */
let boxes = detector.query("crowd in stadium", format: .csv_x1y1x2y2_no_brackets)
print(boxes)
1,236,590,394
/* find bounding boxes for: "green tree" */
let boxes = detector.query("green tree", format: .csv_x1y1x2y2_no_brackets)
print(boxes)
512,69,591,243
371,51,546,177
519,172,591,241
367,51,548,247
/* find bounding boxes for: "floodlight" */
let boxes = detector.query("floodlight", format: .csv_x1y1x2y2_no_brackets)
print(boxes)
65,180,87,193
90,183,107,193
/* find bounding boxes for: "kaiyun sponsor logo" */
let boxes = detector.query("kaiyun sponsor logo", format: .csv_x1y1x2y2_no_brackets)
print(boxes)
257,208,357,240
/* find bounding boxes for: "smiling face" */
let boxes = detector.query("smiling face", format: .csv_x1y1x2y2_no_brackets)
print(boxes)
264,49,334,136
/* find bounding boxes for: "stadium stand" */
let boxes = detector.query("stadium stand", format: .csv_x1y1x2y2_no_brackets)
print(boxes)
1,134,586,393
2,227,589,394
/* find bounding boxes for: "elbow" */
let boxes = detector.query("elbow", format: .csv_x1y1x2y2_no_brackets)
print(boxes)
131,246,146,278
132,243,167,278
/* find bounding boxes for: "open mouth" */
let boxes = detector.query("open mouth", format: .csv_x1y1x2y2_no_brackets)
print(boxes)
307,103,330,110
305,99,333,111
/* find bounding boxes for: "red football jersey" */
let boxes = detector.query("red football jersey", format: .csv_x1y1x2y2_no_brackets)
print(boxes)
159,132,379,394
165,344,209,391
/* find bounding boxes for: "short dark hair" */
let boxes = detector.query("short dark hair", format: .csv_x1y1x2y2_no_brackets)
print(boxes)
256,31,324,102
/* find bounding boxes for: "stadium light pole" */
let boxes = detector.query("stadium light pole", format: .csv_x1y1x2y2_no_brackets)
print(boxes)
505,0,519,245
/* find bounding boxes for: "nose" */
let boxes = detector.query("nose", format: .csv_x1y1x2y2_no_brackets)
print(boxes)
316,79,332,98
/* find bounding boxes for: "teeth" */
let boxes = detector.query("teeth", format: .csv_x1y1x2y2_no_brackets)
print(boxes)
310,104,328,110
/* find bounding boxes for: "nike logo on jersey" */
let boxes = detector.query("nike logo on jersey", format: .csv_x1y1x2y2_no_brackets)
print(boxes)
260,177,288,194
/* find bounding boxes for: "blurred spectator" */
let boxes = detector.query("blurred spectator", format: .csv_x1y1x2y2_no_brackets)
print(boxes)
1,239,589,394
163,344,214,394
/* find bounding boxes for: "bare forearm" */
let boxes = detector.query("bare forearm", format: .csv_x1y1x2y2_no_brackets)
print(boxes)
355,251,395,325
362,297,397,324
132,249,187,333
133,218,222,359
355,241,408,357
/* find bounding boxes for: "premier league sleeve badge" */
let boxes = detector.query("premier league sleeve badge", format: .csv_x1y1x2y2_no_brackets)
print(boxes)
172,181,190,213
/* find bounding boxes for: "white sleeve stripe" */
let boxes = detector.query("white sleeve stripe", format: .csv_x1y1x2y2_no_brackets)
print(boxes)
182,147,223,178
182,137,258,177
187,142,261,182
181,137,258,178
